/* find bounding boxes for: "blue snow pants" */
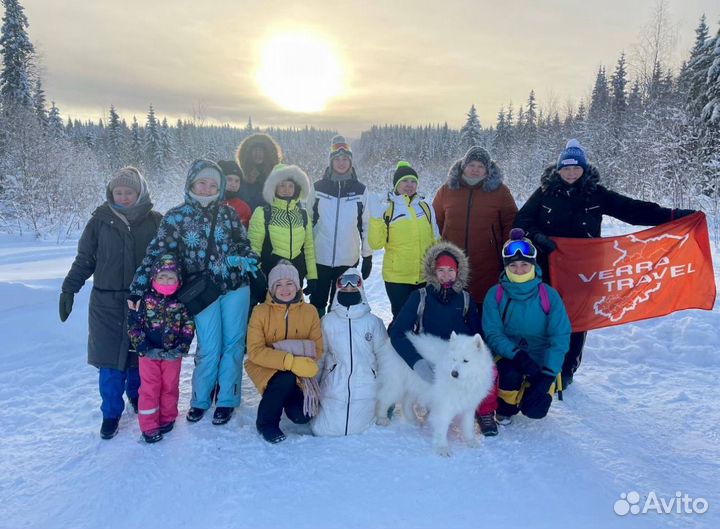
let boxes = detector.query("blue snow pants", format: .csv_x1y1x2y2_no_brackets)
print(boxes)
99,367,140,419
190,286,250,409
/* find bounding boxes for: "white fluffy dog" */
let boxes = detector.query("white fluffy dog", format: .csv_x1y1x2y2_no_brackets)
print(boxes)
375,331,495,456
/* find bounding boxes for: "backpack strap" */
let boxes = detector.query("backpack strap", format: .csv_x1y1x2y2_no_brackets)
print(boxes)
413,287,427,335
495,284,504,305
538,283,551,315
462,290,470,325
383,200,394,243
495,282,551,317
418,200,432,227
260,204,274,266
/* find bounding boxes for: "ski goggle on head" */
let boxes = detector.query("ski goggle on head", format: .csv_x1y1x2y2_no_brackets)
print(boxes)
331,143,351,155
502,239,537,260
337,273,362,289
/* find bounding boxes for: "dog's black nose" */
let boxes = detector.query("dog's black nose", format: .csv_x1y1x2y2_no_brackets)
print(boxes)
451,370,459,378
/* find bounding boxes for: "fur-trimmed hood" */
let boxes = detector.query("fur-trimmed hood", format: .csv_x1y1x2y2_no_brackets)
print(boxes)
262,164,312,205
422,240,470,293
236,133,283,184
446,158,504,192
540,163,600,197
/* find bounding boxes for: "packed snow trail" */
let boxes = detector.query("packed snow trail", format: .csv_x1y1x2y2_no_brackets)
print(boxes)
0,236,718,529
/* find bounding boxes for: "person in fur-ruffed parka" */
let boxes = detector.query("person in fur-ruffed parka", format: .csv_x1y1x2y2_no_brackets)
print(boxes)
247,163,317,285
432,146,518,304
236,133,284,211
311,268,389,437
388,240,500,436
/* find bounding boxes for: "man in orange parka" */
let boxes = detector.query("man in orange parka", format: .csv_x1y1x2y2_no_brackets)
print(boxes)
432,146,517,304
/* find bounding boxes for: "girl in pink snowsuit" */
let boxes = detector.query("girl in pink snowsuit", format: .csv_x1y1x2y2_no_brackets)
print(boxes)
128,254,195,443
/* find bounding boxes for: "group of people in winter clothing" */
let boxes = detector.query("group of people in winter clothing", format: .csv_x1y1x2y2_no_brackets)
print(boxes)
60,132,697,444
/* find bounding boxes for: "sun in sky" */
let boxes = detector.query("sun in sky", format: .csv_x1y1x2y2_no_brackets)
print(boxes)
256,31,344,113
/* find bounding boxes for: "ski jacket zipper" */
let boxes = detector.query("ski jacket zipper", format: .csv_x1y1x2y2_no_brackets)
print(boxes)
331,180,341,267
464,188,475,250
345,319,354,436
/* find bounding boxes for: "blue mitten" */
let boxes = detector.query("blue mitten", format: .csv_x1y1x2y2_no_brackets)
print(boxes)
227,256,259,276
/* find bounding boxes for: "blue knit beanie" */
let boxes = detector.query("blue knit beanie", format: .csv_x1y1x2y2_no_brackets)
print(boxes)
556,139,588,171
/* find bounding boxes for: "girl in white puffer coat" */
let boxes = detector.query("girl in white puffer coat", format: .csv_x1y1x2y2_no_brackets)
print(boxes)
311,268,388,436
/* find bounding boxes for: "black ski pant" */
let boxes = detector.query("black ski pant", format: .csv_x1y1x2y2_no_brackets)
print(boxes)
256,371,309,432
496,359,553,419
385,281,425,326
561,331,586,377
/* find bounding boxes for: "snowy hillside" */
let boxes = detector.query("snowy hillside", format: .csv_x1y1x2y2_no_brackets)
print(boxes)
0,236,718,529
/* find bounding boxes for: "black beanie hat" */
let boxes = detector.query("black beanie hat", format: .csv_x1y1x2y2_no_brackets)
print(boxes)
217,160,244,180
392,161,419,189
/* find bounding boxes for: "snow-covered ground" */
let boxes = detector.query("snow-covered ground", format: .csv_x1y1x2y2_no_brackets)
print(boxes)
1,233,718,529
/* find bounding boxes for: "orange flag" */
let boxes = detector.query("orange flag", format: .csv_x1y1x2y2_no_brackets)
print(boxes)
549,212,716,332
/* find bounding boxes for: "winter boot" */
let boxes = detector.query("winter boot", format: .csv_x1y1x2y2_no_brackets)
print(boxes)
142,430,163,444
258,426,286,444
212,406,234,425
159,421,175,434
186,407,206,423
129,396,139,414
477,414,498,437
100,418,119,440
495,414,513,426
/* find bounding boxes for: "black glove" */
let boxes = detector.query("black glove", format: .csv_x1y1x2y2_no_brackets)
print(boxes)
361,256,373,280
520,373,556,419
59,291,74,322
127,294,141,304
533,232,557,254
249,269,268,302
673,209,697,220
303,279,317,296
512,349,542,377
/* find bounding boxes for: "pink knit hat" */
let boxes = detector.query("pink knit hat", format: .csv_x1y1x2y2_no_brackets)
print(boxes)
268,260,300,292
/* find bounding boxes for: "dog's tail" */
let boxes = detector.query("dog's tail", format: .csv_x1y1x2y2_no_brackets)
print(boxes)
406,332,451,365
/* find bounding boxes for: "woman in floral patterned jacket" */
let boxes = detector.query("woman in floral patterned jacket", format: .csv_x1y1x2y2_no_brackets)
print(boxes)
129,159,259,426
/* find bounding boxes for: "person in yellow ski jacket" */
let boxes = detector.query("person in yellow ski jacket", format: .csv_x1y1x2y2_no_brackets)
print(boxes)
248,164,317,288
368,161,439,323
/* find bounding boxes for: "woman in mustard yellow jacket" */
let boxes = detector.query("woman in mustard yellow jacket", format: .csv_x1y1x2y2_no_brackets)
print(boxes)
368,161,439,323
245,260,323,443
247,164,317,289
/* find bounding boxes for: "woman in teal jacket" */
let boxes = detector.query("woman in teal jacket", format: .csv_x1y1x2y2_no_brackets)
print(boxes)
482,228,571,422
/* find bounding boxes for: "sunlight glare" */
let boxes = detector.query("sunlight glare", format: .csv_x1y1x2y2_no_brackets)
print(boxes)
257,32,343,113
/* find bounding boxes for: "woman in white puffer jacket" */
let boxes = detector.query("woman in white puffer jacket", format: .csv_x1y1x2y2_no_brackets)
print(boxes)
311,268,388,436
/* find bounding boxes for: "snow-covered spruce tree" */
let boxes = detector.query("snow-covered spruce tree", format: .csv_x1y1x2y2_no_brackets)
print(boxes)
460,104,483,150
701,21,720,126
47,101,63,138
32,77,46,126
128,115,143,170
589,66,610,125
143,104,163,180
610,53,628,133
678,14,711,115
0,0,34,111
104,105,126,172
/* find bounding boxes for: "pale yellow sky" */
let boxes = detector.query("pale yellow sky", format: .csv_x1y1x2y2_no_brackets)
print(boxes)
24,0,720,135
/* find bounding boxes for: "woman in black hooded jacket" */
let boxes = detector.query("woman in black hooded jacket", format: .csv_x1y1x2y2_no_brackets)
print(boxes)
514,139,695,387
